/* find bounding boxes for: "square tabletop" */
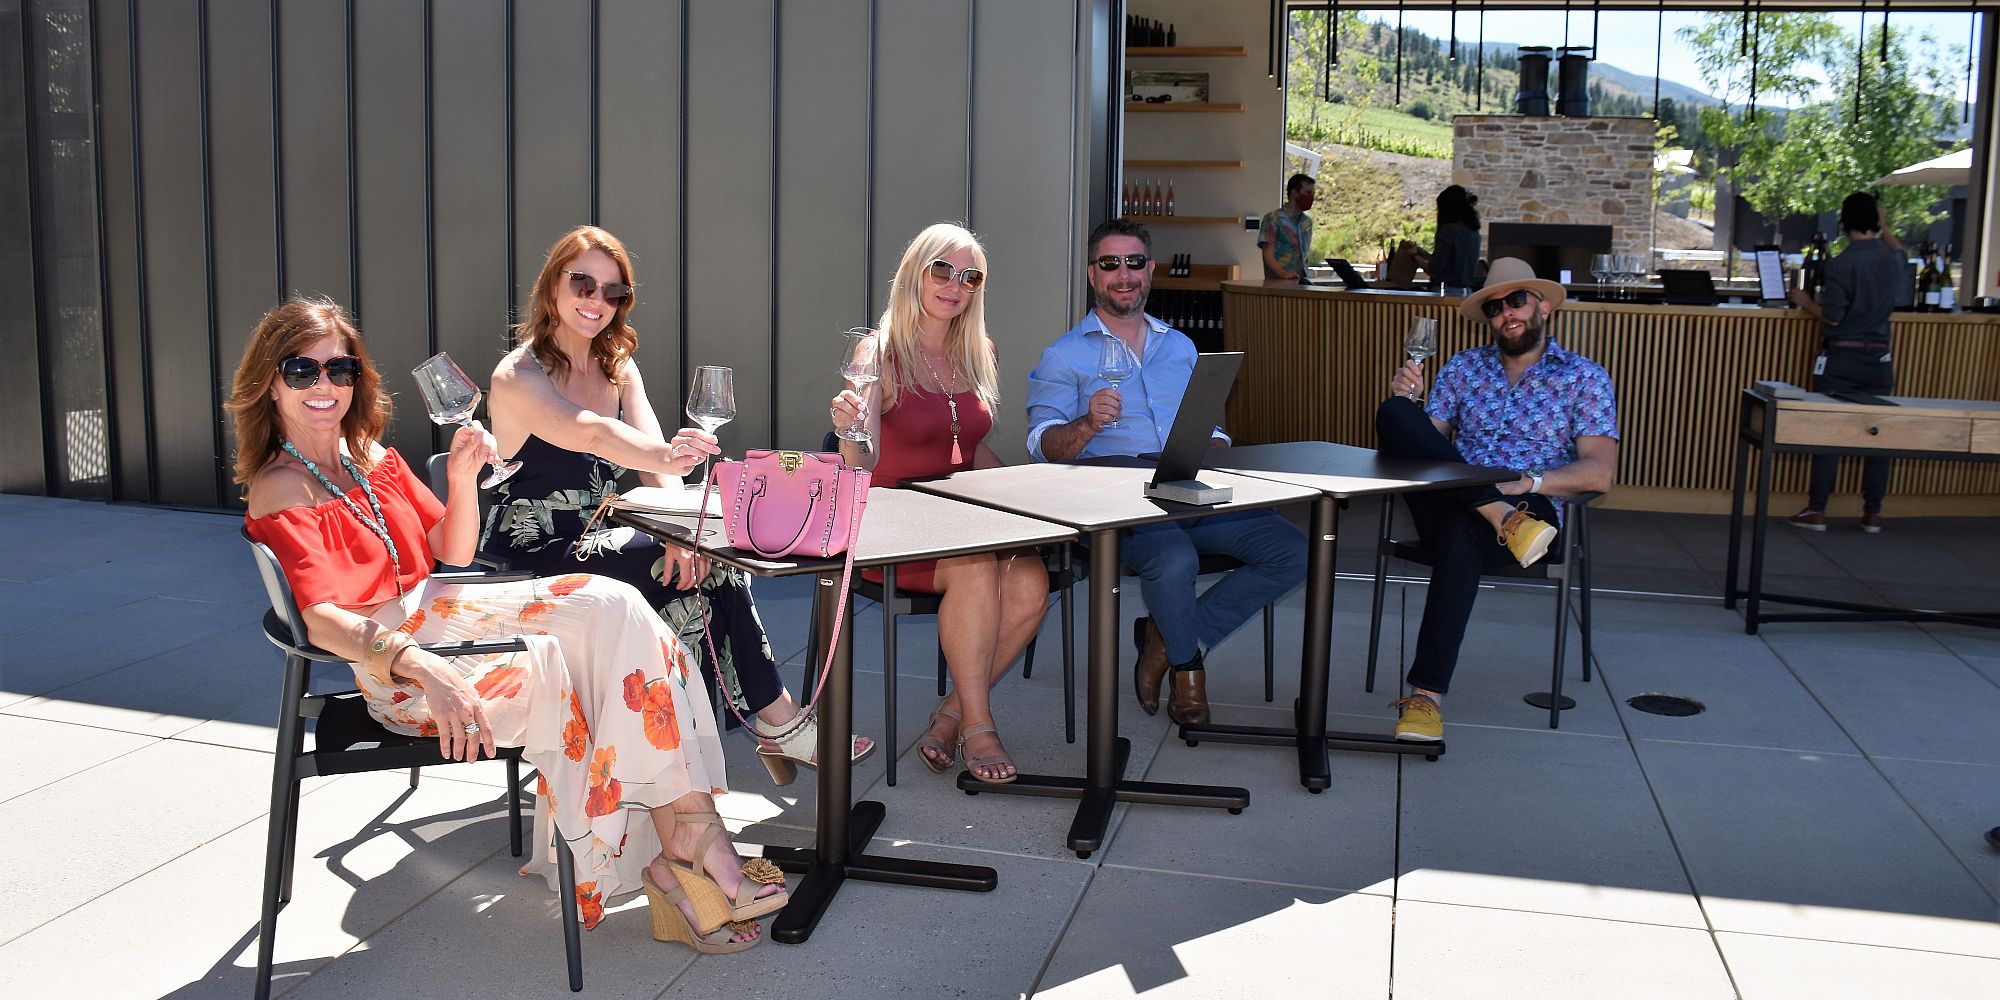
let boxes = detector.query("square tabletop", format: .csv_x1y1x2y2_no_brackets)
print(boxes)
611,484,1076,578
1209,441,1516,497
908,460,1320,531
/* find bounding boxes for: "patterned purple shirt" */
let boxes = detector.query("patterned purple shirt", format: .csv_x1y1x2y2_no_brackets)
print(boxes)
1425,338,1618,520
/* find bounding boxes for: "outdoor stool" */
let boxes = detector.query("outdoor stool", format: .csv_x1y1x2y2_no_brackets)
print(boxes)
244,531,583,998
1363,492,1601,729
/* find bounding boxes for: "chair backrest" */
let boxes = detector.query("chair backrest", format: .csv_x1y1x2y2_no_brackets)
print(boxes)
242,526,315,650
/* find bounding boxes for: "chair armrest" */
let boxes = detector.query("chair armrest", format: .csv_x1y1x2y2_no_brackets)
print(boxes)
1563,491,1606,509
421,637,532,657
470,552,513,572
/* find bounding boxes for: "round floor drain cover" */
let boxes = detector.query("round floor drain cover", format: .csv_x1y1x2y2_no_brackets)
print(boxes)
1627,693,1705,717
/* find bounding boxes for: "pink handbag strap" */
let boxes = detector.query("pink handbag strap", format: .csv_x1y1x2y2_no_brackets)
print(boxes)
694,466,865,740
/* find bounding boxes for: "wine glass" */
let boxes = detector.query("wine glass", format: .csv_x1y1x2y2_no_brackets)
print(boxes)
1401,317,1439,402
1590,253,1613,300
1095,335,1136,429
686,366,735,484
837,328,880,443
412,352,520,488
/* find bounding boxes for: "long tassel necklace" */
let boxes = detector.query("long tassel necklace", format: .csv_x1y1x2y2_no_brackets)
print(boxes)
281,439,406,597
916,347,963,465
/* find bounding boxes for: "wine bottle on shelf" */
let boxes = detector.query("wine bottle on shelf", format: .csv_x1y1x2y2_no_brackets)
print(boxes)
1167,22,1177,47
1918,242,1940,312
1153,19,1166,47
1165,179,1176,216
1937,245,1956,312
1147,180,1160,216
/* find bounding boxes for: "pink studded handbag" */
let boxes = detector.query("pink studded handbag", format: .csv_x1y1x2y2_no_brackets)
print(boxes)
706,449,870,559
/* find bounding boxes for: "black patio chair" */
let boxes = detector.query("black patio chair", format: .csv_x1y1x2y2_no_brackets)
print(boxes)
1363,492,1601,730
244,530,582,998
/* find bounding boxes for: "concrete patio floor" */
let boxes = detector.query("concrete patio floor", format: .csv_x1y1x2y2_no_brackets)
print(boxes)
2,491,1996,999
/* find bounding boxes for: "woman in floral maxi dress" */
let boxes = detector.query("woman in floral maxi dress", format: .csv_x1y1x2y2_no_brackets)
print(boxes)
234,296,784,952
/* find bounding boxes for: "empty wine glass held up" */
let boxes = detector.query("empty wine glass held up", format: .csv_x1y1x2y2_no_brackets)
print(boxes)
411,352,520,488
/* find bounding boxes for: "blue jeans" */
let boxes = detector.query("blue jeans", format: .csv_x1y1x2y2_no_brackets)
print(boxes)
1120,509,1307,664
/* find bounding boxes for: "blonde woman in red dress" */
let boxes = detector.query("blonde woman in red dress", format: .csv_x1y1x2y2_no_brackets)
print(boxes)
234,298,783,953
829,223,1050,784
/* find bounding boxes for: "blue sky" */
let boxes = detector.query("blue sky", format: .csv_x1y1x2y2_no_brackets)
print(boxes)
1352,8,1981,107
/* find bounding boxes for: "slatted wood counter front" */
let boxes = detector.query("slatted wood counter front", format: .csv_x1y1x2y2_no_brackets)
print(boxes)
1221,280,2000,514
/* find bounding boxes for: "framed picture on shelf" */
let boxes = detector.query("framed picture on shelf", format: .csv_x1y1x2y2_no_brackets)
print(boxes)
1126,69,1208,104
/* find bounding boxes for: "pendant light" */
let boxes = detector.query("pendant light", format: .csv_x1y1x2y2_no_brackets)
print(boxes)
1880,0,1890,68
1966,1,1977,123
1269,0,1279,79
1748,1,1761,121
1741,0,1751,57
1855,8,1867,123
1449,0,1458,63
1654,1,1665,118
1395,0,1405,105
1476,8,1486,112
1564,0,1572,50
1324,0,1336,101
1592,1,1600,54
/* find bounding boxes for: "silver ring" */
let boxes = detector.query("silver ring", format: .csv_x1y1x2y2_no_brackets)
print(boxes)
463,723,481,735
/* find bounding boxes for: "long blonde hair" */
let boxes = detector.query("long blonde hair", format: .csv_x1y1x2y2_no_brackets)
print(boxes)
514,226,639,386
226,297,389,486
877,223,999,412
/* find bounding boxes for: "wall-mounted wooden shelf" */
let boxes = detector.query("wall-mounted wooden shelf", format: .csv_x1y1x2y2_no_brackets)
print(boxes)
1152,263,1241,291
1128,214,1239,226
1124,159,1243,169
1126,102,1243,113
1127,46,1246,58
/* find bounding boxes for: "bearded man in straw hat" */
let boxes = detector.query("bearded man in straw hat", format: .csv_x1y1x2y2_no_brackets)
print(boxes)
1377,257,1620,743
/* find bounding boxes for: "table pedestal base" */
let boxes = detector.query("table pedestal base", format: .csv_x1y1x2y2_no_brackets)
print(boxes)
1524,692,1577,711
952,738,1249,859
762,800,997,944
1180,697,1445,793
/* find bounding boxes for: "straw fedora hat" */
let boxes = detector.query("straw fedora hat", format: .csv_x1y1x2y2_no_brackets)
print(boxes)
1458,257,1566,324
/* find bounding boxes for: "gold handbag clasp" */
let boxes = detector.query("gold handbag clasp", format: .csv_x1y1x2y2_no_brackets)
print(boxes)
776,451,804,475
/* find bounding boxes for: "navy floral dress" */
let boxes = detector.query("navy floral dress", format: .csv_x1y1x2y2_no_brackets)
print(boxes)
479,433,782,725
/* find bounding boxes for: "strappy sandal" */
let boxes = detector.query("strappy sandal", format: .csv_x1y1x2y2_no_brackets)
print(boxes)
955,723,1018,784
751,712,877,786
640,863,763,954
917,701,962,774
662,812,790,929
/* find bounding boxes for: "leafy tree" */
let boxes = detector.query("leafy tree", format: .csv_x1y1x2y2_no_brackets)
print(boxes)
1680,13,1962,241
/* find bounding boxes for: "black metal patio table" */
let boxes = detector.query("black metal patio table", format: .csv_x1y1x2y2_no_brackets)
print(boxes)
909,460,1319,858
612,485,1074,942
1197,441,1518,789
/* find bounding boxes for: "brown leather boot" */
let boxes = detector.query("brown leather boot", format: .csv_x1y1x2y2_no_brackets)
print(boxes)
1167,664,1209,726
1132,617,1169,716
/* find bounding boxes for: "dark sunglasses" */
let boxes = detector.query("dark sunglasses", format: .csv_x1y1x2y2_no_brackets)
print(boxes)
279,355,362,390
925,259,986,291
565,270,633,303
1478,288,1536,318
1093,254,1151,272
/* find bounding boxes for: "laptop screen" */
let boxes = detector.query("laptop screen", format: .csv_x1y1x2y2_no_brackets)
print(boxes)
1151,352,1244,487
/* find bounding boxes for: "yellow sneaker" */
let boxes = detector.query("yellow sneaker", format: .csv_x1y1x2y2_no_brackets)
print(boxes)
1498,503,1557,568
1392,696,1443,742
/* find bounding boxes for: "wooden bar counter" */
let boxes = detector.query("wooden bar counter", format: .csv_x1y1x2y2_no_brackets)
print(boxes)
1221,280,2000,514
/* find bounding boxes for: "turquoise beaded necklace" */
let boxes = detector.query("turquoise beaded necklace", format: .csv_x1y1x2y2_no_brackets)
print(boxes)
281,439,405,597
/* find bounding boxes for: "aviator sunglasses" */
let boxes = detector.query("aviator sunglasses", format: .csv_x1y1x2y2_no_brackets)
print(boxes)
565,270,633,304
925,259,986,291
1093,254,1151,272
1478,288,1536,319
279,355,362,390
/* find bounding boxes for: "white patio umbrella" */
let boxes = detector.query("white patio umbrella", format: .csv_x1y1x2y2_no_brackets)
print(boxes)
1876,147,1971,186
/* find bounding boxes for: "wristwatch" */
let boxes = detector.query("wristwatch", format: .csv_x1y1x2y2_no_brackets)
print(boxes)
1528,470,1544,494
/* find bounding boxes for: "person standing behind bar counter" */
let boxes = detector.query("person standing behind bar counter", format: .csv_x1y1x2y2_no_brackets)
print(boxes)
1786,191,1908,534
1258,173,1315,282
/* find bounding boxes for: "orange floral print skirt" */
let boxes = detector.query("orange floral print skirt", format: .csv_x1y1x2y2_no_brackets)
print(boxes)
357,572,728,927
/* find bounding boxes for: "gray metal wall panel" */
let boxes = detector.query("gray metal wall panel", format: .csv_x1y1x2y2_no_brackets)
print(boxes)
352,0,430,461
94,0,146,498
0,3,44,493
597,0,681,415
510,1,591,313
869,0,969,319
430,0,509,380
974,0,1080,462
773,0,867,451
277,0,348,303
135,0,216,506
683,0,773,448
205,0,277,489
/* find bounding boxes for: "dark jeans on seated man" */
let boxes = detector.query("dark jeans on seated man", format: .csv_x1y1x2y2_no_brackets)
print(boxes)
1376,396,1561,696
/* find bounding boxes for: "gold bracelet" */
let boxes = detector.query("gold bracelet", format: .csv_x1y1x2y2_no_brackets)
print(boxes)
361,631,408,687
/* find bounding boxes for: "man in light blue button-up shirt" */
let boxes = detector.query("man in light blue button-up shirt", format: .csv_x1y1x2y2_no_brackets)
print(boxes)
1024,218,1306,726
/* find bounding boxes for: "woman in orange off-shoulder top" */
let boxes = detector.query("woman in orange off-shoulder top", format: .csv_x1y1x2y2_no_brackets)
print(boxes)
233,297,783,954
